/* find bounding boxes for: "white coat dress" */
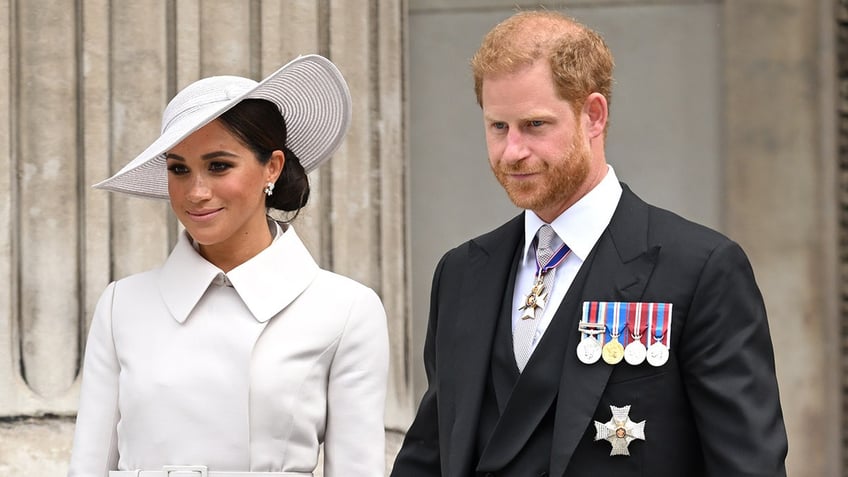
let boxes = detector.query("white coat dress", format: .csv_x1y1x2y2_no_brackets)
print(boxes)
68,223,389,477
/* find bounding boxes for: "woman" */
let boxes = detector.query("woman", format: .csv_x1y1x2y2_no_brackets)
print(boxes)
68,55,389,477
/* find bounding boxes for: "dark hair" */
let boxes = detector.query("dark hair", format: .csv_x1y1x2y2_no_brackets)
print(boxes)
218,98,310,214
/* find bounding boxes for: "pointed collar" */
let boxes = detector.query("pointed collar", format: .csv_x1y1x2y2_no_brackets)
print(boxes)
521,165,623,265
158,223,319,324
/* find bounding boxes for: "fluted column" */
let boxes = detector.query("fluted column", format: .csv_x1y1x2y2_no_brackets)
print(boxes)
0,0,412,433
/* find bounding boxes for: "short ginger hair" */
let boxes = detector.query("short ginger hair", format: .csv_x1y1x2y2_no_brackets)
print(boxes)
471,10,614,113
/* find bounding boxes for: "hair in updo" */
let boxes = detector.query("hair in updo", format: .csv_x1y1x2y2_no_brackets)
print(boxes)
218,99,310,216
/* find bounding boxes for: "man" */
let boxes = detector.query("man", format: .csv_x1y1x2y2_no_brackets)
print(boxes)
391,10,787,477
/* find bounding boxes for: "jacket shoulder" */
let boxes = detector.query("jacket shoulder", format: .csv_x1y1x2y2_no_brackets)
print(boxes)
313,269,379,296
310,269,386,316
440,213,524,265
645,202,736,255
620,185,735,252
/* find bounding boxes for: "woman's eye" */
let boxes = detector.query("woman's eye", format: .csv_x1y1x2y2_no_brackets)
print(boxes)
167,164,189,175
209,162,232,172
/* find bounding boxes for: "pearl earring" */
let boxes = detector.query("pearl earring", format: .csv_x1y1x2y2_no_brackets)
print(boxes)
264,182,275,196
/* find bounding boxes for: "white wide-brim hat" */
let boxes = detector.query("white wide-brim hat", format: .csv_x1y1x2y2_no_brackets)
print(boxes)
93,54,351,200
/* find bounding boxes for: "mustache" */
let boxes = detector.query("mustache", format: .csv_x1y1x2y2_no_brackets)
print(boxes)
497,163,546,174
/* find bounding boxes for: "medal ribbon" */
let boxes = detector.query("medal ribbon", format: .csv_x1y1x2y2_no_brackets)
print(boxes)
580,301,606,345
519,234,570,321
605,302,626,345
622,302,638,347
534,241,570,278
619,303,629,343
661,302,672,347
625,303,649,346
648,302,673,348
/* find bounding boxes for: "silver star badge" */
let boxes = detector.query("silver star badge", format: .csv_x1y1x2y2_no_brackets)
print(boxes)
594,405,645,456
518,280,547,320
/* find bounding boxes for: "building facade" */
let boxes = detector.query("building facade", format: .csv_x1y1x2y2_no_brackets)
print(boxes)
0,1,840,476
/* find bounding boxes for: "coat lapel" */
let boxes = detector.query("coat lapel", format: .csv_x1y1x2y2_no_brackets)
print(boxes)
445,214,524,477
549,186,660,476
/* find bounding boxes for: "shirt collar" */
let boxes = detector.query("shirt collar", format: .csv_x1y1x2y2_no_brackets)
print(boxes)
522,165,623,264
158,222,319,324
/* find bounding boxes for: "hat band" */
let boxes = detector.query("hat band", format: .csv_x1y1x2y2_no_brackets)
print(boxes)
162,97,233,133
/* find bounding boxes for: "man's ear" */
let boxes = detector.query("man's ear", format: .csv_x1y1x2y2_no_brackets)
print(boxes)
582,92,608,139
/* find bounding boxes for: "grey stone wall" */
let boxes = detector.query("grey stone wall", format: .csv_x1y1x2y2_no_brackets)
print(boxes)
724,1,839,475
838,1,848,475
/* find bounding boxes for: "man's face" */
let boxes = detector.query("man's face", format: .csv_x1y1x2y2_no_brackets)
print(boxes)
482,60,592,222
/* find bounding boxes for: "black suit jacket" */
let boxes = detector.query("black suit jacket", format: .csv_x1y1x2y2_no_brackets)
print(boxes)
391,186,787,477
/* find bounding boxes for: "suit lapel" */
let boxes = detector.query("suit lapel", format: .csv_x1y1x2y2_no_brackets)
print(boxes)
476,249,594,471
549,186,660,476
445,214,524,477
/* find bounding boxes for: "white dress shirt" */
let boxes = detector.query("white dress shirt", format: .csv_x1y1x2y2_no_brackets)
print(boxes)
511,165,623,353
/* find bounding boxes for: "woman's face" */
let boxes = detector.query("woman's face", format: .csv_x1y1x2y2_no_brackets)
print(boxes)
166,119,282,264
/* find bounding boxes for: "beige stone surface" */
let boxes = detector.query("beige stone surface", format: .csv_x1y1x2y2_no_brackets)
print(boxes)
17,0,80,399
0,0,412,474
109,1,173,280
199,1,253,77
0,0,16,418
329,0,380,290
0,418,75,476
80,0,113,337
376,0,416,430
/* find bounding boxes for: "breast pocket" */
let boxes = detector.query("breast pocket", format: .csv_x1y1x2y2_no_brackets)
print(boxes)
575,360,695,477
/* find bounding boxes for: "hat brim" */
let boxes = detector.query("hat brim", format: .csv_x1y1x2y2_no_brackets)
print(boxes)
93,54,351,200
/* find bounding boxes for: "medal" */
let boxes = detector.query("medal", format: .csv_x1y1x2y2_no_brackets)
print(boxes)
624,340,647,365
577,302,606,364
594,405,646,456
577,336,602,364
624,302,647,365
646,342,669,367
580,301,672,366
646,302,672,367
602,302,626,365
602,340,624,364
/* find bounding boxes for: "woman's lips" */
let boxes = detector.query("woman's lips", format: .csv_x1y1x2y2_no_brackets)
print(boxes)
185,208,223,222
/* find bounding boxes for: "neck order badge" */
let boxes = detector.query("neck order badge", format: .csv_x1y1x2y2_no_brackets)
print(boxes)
518,228,570,321
514,225,569,371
